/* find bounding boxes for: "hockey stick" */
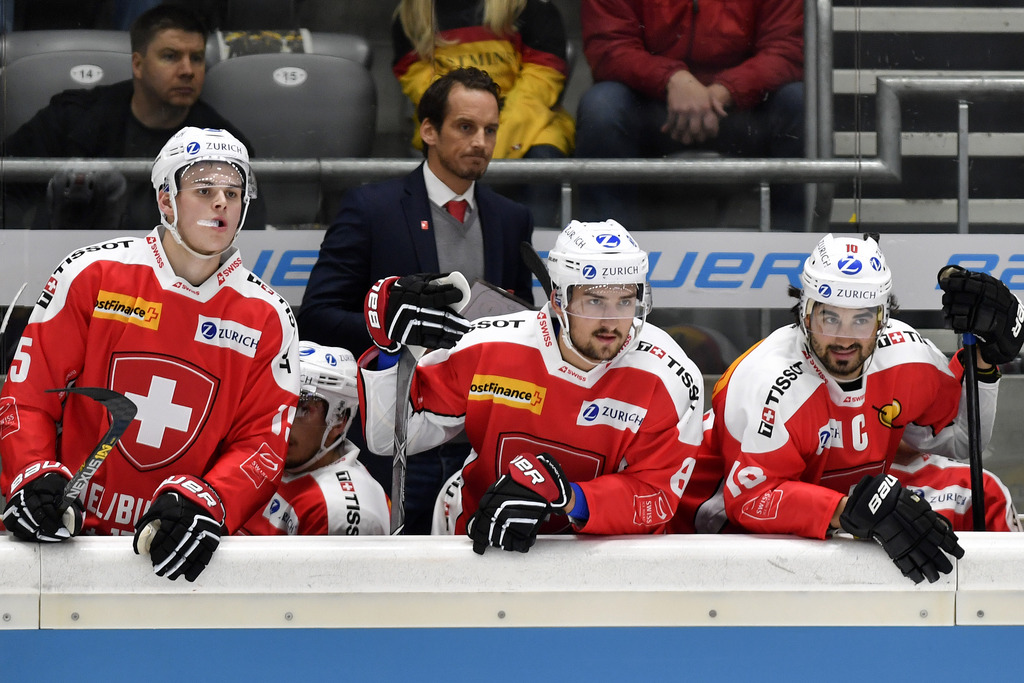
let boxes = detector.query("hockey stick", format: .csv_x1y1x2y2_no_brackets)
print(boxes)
961,332,986,530
0,282,28,339
48,387,138,529
390,272,471,534
520,241,553,300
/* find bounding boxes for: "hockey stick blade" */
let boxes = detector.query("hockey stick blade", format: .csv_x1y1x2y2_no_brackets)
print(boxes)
0,282,28,339
520,241,552,300
48,387,138,515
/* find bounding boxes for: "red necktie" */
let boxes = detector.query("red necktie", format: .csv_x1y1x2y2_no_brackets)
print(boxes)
445,199,469,223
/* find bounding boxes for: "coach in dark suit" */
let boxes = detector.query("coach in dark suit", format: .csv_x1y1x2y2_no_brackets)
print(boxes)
298,67,535,534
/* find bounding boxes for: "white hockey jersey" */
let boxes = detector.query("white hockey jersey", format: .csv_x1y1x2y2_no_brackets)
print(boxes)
239,441,389,535
360,305,718,536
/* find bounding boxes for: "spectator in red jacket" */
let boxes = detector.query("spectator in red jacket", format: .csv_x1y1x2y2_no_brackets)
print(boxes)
575,0,806,229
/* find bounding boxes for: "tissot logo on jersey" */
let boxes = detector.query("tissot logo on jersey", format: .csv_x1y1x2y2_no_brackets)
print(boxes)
337,471,364,535
636,340,700,401
577,398,647,432
93,290,162,330
195,315,261,357
876,329,927,348
469,374,546,414
759,361,804,436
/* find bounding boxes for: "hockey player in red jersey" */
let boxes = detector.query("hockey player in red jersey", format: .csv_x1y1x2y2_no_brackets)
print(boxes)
0,127,300,582
239,341,389,536
889,443,1021,533
360,219,719,554
698,232,1024,582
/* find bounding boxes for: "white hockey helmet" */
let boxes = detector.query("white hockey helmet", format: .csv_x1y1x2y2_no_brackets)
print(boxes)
546,219,651,362
151,126,256,259
799,232,893,337
297,341,358,460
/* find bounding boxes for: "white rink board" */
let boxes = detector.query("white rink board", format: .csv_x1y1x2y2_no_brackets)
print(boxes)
2,533,1002,630
3,230,1024,310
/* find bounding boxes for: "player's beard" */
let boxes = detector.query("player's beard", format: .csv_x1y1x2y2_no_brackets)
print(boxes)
808,332,874,380
570,324,626,363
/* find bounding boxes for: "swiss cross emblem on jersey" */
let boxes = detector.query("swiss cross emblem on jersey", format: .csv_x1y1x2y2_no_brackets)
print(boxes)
109,353,218,471
762,407,776,424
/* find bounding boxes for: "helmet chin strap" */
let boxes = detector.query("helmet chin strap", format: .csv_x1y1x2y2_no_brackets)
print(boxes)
554,304,640,370
160,191,248,261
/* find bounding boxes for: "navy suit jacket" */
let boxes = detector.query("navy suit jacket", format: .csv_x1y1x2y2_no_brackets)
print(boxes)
298,163,535,356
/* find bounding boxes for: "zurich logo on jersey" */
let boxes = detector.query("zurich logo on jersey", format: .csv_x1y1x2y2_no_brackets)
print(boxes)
595,233,620,249
582,265,597,280
818,284,832,298
837,256,862,275
269,498,281,514
186,141,201,155
582,404,600,422
200,321,218,339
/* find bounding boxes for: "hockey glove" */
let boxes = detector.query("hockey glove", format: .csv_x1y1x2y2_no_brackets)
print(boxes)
133,475,226,582
364,273,472,353
2,462,84,542
467,453,572,555
840,473,964,584
938,265,1024,364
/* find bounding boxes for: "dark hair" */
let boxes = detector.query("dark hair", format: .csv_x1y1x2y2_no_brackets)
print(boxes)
130,5,209,54
416,67,502,154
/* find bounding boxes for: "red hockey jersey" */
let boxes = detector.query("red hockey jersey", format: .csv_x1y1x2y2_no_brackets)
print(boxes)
238,441,389,536
0,229,300,535
705,322,997,539
891,453,1020,533
361,306,713,536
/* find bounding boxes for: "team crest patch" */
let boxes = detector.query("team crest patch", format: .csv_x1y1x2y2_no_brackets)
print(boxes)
741,489,782,520
240,443,283,488
875,399,902,428
633,492,672,526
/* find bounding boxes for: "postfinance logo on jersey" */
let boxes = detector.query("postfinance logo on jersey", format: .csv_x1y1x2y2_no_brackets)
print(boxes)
469,375,546,414
93,290,161,330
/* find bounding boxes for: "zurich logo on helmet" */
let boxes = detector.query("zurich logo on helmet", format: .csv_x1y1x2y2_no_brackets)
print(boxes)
201,321,217,339
595,234,620,249
837,256,862,275
582,265,597,280
186,141,201,155
299,347,315,357
325,354,338,367
870,256,882,271
582,404,600,421
818,284,832,298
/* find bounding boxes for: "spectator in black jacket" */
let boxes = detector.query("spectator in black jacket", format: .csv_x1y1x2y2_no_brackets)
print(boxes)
2,4,266,230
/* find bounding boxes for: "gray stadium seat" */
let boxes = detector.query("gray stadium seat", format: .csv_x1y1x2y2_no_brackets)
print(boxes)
1,29,130,65
200,52,377,226
1,49,133,135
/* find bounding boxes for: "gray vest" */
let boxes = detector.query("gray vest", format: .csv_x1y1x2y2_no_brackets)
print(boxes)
430,201,484,285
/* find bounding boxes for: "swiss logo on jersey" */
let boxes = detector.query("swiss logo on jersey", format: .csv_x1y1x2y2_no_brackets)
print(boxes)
0,397,21,439
109,353,217,471
741,489,782,520
633,492,672,526
240,443,284,488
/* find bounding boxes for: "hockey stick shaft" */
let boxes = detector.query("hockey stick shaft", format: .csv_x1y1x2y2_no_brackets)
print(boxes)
0,282,28,339
48,387,138,514
520,241,552,300
389,272,471,535
961,334,986,530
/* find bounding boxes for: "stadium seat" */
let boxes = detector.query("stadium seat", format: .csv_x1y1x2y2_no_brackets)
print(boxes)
1,29,130,64
200,52,377,226
1,48,133,135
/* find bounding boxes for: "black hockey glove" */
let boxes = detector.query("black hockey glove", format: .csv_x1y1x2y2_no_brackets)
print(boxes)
364,273,472,353
133,475,226,582
2,462,84,542
840,473,964,584
937,265,1024,364
467,453,571,555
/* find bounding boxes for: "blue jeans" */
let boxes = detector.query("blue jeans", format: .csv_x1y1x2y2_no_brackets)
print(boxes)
575,80,805,229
